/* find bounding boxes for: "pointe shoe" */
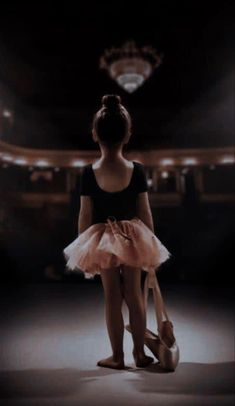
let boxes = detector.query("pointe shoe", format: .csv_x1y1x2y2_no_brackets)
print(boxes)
125,323,161,361
126,323,179,371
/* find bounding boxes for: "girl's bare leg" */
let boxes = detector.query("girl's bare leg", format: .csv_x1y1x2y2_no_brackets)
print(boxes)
97,267,125,369
121,265,154,367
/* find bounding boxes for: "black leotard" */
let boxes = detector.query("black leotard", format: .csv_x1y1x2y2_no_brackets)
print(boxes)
79,161,148,224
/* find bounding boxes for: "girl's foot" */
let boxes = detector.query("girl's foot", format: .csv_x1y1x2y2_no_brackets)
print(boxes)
97,355,125,370
132,349,154,368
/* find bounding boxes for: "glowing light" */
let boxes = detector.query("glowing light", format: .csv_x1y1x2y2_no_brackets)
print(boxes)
147,178,153,186
54,167,60,172
160,158,174,166
220,156,235,164
2,154,13,161
116,73,145,93
161,171,169,179
14,157,28,165
100,41,162,93
71,160,85,167
3,109,12,118
35,159,50,167
209,165,216,170
183,158,198,165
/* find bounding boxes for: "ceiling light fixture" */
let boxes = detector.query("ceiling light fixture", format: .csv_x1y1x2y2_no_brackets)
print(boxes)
100,40,163,93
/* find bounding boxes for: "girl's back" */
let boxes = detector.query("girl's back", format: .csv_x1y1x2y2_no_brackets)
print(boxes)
92,159,134,193
79,160,148,225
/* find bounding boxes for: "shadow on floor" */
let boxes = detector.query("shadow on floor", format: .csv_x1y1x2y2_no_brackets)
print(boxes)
127,361,235,395
0,361,234,399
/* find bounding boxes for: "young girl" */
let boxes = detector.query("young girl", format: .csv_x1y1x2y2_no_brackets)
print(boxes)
63,94,171,370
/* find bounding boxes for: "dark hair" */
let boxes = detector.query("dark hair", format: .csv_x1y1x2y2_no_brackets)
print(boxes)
93,94,131,146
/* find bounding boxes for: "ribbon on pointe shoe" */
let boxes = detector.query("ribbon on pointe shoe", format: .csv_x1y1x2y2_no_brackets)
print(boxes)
147,269,157,288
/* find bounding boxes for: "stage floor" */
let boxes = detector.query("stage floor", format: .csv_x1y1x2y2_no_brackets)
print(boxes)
0,281,234,406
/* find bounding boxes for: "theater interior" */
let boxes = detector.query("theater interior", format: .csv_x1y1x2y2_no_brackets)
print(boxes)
0,2,234,405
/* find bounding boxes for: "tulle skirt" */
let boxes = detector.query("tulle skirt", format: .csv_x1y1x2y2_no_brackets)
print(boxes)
63,216,171,277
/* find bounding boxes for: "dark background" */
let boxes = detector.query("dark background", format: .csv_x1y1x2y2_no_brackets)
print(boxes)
0,1,234,285
0,1,234,149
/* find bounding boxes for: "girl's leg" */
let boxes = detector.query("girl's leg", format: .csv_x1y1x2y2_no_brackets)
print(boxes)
97,266,125,369
121,265,154,367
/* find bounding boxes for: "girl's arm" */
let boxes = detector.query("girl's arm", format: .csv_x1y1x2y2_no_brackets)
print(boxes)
136,191,155,233
78,196,93,234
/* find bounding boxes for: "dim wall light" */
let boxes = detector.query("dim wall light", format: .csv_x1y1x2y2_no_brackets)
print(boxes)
160,158,174,166
71,160,85,167
183,158,198,165
35,160,50,167
2,154,13,161
220,156,235,164
14,157,28,165
2,109,12,118
161,171,169,179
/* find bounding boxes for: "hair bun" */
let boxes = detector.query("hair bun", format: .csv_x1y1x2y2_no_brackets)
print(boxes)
102,94,121,112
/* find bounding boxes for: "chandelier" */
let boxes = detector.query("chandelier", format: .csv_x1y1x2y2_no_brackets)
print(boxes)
99,40,163,93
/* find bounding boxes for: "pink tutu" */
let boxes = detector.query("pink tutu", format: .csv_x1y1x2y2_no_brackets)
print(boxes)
63,216,171,277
